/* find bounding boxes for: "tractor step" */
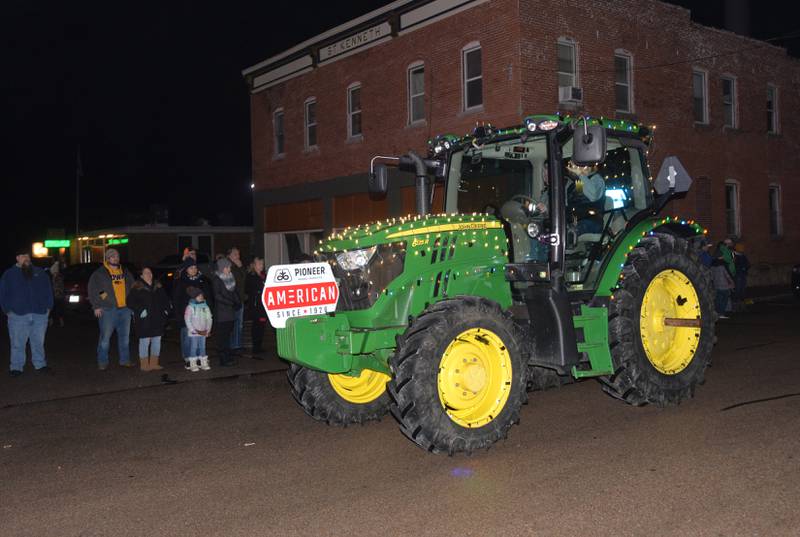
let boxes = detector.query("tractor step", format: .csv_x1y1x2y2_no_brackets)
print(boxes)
571,305,613,378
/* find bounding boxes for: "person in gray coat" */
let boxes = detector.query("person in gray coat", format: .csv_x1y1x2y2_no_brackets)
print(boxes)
88,249,135,369
212,258,241,367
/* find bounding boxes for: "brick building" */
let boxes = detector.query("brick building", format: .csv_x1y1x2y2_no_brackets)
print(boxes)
243,0,799,286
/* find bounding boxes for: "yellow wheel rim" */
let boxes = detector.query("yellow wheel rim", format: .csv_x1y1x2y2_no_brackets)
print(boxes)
328,369,390,404
640,269,702,375
437,328,512,428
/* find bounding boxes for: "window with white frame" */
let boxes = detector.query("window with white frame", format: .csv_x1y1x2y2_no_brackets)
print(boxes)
692,69,708,124
614,52,632,112
557,39,577,90
408,63,425,124
768,184,782,236
725,180,740,237
721,76,736,128
304,98,317,148
347,84,362,138
273,109,285,155
462,44,482,110
767,85,779,133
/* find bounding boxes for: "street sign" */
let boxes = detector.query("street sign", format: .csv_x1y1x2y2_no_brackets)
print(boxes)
263,262,339,328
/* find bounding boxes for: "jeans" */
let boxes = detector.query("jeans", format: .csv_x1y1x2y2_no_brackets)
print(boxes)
97,307,132,366
138,336,162,358
7,312,48,371
230,306,244,349
187,336,206,357
180,326,190,359
715,289,731,316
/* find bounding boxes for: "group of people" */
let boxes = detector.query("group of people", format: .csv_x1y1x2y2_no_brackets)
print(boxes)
0,245,269,376
699,237,750,319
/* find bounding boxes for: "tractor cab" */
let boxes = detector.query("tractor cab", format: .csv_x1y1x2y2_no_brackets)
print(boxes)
424,115,656,294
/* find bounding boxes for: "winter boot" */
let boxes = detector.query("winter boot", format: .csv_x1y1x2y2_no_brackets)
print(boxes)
149,356,164,371
188,357,200,372
139,357,151,372
199,356,211,371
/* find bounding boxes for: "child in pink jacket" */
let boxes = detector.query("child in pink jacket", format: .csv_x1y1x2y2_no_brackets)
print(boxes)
184,287,213,372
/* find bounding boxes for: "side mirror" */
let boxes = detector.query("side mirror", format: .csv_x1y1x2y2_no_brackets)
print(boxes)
572,124,607,166
369,163,389,197
653,156,692,195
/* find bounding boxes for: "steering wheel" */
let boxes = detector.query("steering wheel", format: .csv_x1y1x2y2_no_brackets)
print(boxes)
510,195,536,215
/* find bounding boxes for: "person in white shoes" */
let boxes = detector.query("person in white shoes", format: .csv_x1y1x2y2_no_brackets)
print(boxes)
184,287,213,372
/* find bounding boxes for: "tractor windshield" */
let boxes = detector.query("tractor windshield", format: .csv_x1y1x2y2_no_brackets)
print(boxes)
445,135,549,263
445,135,548,216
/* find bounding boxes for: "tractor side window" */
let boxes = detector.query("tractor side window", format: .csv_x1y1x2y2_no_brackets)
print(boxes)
562,138,652,288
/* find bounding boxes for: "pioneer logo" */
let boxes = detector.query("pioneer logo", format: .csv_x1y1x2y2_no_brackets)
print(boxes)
274,269,292,283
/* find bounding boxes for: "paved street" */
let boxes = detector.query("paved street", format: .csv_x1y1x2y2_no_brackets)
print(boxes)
1,300,799,537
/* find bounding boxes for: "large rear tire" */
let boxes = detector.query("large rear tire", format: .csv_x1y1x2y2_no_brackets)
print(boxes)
600,232,715,406
287,364,391,425
388,297,528,454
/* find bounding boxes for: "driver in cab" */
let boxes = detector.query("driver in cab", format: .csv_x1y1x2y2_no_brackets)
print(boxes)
564,159,605,236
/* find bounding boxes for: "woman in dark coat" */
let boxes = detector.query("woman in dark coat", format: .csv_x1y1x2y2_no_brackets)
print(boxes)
212,258,241,367
127,267,172,371
245,257,268,357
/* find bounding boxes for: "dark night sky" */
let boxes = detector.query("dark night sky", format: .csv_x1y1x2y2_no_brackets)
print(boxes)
1,1,797,260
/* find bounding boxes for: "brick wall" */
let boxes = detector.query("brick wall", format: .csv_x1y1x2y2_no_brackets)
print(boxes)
249,0,800,284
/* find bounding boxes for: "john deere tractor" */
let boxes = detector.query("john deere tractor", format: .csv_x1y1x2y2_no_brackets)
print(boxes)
277,114,715,454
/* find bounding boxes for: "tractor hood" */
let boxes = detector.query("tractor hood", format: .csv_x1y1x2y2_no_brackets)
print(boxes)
316,213,505,254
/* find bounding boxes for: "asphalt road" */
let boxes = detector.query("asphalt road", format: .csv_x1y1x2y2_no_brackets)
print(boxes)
1,300,799,537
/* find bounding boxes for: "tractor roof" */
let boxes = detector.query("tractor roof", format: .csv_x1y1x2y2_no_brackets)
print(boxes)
428,114,651,155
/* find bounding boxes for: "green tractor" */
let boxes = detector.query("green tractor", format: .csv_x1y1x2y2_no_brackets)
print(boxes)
275,114,715,454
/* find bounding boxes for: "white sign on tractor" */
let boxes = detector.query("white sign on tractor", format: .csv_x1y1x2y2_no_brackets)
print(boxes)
262,262,340,328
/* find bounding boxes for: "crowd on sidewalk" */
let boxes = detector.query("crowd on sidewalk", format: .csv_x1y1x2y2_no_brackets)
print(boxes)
0,245,270,377
0,234,755,376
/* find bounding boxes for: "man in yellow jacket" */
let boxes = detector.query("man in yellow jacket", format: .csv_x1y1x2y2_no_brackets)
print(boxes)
88,249,135,370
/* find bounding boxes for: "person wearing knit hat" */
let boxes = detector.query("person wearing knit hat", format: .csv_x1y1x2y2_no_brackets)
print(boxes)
87,248,135,370
211,255,240,367
183,286,213,372
173,256,213,368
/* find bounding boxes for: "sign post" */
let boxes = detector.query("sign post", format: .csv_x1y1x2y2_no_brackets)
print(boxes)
262,263,340,328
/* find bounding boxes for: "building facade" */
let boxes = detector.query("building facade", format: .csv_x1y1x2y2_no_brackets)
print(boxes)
72,226,253,267
244,0,799,286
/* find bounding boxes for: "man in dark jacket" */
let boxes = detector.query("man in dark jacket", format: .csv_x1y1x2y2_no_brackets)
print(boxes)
87,248,135,370
0,250,53,376
227,247,247,354
173,258,213,368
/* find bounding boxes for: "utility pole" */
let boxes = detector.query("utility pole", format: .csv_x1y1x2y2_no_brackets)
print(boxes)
76,146,82,236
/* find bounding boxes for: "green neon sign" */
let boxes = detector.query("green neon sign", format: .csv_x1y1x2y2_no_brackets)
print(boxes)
44,240,71,248
107,238,129,245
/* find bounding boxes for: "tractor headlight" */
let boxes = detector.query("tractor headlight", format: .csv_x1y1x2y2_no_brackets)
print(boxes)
336,246,377,271
323,243,406,311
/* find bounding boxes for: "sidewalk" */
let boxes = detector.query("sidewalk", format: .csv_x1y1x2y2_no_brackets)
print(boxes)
0,317,288,409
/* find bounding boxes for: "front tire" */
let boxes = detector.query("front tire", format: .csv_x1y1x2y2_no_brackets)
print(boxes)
287,364,391,425
388,297,528,454
600,233,715,406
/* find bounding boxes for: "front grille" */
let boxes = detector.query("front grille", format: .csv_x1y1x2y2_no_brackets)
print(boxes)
318,243,406,311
